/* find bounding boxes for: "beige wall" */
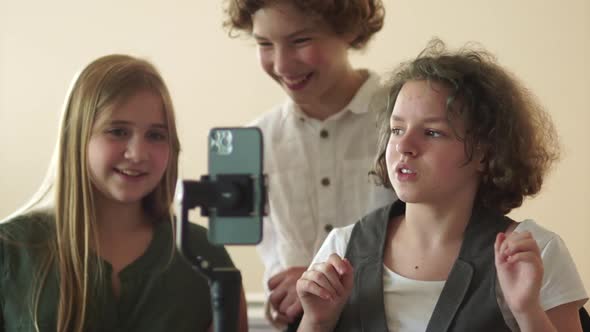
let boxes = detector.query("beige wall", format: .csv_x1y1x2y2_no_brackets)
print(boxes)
1,1,588,301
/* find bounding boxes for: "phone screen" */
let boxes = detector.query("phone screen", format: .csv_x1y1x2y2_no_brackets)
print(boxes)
207,127,264,245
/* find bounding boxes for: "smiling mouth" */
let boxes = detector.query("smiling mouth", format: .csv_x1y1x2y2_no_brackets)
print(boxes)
115,168,146,177
399,168,415,174
282,72,313,90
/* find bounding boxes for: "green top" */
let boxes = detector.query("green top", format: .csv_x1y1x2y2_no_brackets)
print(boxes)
0,211,234,332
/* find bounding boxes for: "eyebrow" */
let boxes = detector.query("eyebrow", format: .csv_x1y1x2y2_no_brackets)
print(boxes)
254,27,316,40
108,120,167,129
390,115,448,124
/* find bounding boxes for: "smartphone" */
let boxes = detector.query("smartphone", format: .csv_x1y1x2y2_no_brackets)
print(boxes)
207,127,264,245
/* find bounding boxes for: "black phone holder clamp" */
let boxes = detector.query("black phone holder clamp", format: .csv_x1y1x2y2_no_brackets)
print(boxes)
176,174,256,332
184,175,254,217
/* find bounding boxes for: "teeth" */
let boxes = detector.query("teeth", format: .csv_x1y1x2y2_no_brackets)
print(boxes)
283,73,310,85
119,169,142,176
400,168,414,174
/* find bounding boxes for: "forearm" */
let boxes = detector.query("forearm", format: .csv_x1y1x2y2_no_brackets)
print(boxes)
514,305,557,332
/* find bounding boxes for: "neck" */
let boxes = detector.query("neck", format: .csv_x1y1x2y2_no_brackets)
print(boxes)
93,195,150,235
399,196,477,248
298,68,367,121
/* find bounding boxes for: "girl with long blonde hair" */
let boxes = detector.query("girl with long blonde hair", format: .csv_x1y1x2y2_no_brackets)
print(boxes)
0,54,247,331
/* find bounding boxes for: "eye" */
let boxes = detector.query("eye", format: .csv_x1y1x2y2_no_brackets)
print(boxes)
425,129,444,138
256,40,273,48
105,127,128,138
293,37,311,45
147,130,168,142
390,127,404,136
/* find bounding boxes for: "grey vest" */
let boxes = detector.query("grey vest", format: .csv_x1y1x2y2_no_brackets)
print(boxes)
335,201,518,331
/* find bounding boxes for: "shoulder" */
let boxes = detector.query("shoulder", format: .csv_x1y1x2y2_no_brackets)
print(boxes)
248,101,291,130
357,204,393,228
514,220,559,252
311,203,395,265
1,209,54,227
184,223,234,268
310,224,356,266
348,70,386,115
362,71,382,97
516,220,589,309
0,210,54,283
352,203,397,243
328,224,356,248
0,210,54,243
248,100,301,158
513,220,572,270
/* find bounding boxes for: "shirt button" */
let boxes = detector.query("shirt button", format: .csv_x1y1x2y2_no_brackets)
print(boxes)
324,224,334,233
320,129,329,138
321,177,330,186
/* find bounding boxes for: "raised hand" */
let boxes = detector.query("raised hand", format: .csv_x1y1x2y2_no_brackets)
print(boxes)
296,254,354,331
268,266,307,324
494,231,544,315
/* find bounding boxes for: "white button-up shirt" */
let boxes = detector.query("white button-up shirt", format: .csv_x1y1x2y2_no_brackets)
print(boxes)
252,72,397,286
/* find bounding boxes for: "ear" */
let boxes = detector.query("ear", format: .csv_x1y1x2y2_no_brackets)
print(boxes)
340,30,359,47
474,145,487,172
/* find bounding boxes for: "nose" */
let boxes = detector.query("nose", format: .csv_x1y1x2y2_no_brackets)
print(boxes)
273,46,295,77
124,136,148,162
395,131,418,157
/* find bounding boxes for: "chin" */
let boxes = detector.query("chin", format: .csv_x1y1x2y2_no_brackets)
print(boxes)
393,191,423,204
110,192,148,205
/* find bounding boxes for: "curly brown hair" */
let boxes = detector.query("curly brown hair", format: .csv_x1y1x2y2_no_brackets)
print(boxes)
222,0,385,49
373,39,560,214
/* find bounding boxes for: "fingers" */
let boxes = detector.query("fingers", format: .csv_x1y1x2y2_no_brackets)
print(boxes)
501,231,540,256
268,266,308,314
495,231,540,265
494,232,506,265
326,254,354,290
327,253,353,276
340,259,355,290
278,288,299,315
297,254,354,301
312,254,352,297
268,270,287,290
297,271,337,301
284,299,303,323
269,283,288,311
272,311,290,326
503,251,542,265
307,269,343,298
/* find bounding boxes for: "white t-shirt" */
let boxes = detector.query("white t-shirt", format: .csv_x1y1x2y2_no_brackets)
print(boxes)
253,71,396,286
311,220,588,331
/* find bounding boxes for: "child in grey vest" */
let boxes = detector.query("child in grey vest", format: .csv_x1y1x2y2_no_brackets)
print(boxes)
295,39,588,331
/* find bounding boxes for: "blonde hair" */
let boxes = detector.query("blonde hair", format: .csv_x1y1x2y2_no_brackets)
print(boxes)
6,54,181,331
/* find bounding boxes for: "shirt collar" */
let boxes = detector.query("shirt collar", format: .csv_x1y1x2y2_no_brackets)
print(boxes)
346,70,381,115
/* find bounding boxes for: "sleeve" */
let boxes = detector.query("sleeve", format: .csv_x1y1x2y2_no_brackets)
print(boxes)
256,216,283,291
538,235,588,310
249,111,285,290
258,215,295,330
308,224,354,268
